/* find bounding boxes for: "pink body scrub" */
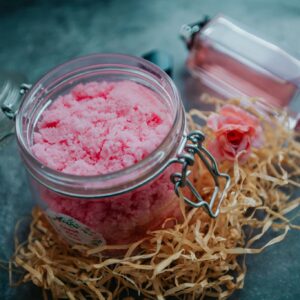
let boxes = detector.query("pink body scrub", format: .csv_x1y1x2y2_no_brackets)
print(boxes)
32,81,181,245
32,81,172,175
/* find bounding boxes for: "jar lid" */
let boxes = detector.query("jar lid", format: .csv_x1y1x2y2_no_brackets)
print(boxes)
0,71,29,144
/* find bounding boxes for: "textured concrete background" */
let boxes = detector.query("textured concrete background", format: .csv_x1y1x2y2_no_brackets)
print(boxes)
0,0,299,299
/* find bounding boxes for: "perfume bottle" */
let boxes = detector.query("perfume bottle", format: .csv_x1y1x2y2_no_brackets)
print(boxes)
180,15,300,112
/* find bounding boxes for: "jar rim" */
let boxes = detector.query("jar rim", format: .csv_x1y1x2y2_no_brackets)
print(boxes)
16,53,186,197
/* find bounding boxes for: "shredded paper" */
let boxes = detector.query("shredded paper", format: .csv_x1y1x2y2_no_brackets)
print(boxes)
7,97,300,299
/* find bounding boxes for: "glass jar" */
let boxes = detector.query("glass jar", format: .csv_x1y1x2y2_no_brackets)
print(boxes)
0,54,230,247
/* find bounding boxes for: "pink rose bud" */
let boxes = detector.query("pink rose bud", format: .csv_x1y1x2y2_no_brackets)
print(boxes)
207,105,264,163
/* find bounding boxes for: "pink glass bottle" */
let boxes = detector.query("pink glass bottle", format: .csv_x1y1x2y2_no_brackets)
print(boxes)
181,15,300,129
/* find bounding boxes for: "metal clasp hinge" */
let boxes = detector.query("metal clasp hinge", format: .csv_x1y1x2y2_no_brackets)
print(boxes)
170,130,230,218
1,83,32,120
0,72,32,144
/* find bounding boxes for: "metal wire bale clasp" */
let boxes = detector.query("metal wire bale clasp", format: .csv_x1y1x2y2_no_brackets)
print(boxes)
170,131,230,218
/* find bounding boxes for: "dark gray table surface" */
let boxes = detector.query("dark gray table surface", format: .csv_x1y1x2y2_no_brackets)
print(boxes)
0,0,299,299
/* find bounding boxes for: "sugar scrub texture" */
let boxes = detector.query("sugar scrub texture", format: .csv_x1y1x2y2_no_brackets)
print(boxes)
31,81,181,245
35,166,181,245
32,81,172,175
